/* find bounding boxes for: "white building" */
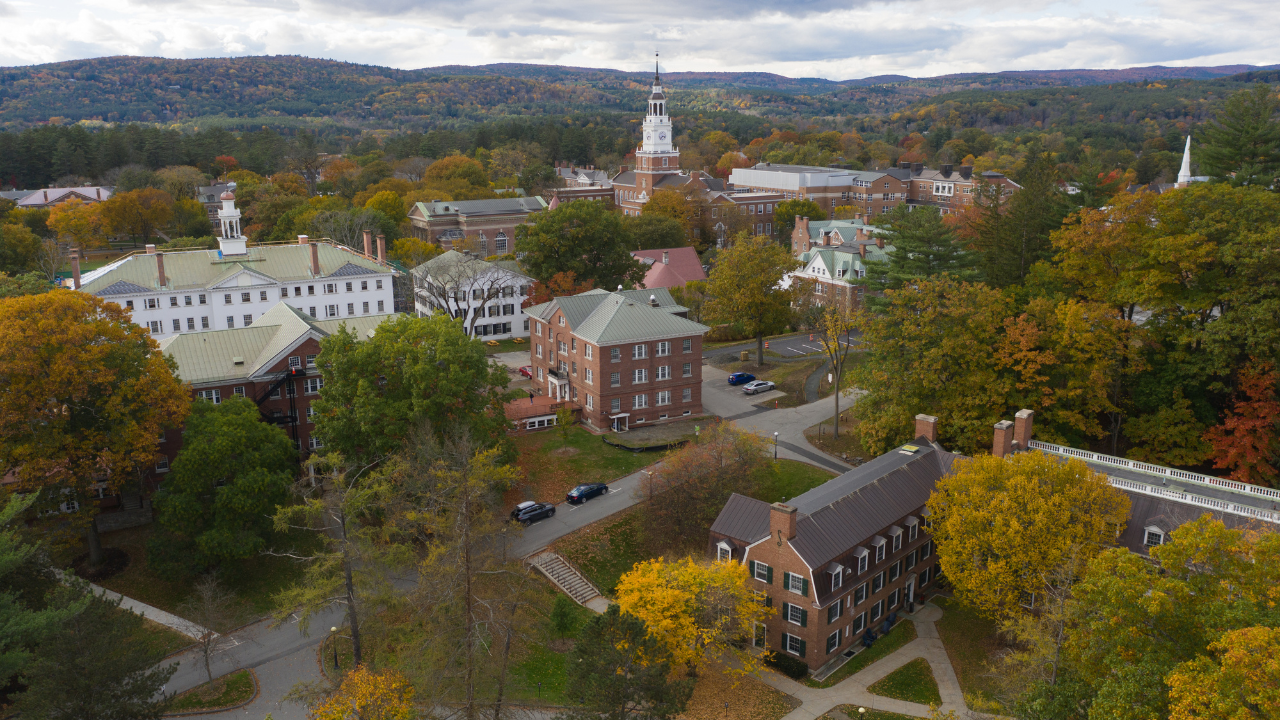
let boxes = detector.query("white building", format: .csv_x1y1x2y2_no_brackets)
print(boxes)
74,189,397,338
411,250,533,339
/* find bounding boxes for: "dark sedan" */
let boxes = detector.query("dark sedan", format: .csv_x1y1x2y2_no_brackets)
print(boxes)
566,483,609,504
511,501,556,525
728,372,756,386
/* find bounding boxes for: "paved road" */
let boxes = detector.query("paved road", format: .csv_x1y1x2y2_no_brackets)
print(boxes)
513,463,659,558
704,333,860,361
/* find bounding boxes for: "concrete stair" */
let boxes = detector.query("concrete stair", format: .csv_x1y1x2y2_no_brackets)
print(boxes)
528,552,602,606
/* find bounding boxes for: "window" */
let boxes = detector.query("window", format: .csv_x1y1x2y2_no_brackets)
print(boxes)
306,354,317,367
146,298,158,309
243,314,252,326
536,345,544,359
169,296,178,307
196,389,221,404
717,544,731,562
304,377,324,394
363,302,369,314
920,567,931,586
347,303,354,316
855,549,869,574
853,583,867,606
784,602,806,626
171,318,181,332
558,315,565,326
785,572,808,596
377,300,384,312
1020,591,1036,609
921,541,932,559
832,569,843,590
281,288,289,298
226,316,234,328
891,527,903,552
611,347,621,363
571,362,577,375
682,338,692,353
538,367,544,381
289,356,301,369
240,292,251,303
874,538,886,563
186,318,195,330
308,285,315,295
633,368,648,383
657,365,670,380
201,316,209,329
256,290,266,302
584,344,593,359
585,368,593,384
633,344,647,359
232,386,245,397
558,341,567,354
633,394,648,409
682,387,692,402
224,294,232,305
1144,528,1164,547
826,631,840,654
870,600,884,622
309,435,325,450
199,294,207,305
889,561,901,582
907,550,918,569
126,300,134,309
610,398,621,413
784,633,804,657
325,283,337,294
871,572,884,594
752,561,771,583
657,341,670,356
155,456,170,472
306,405,318,423
308,307,316,318
657,390,671,406
326,305,338,318
906,517,919,541
851,612,866,636
345,282,353,292
827,601,842,624
888,589,900,609
184,295,192,306
754,623,766,648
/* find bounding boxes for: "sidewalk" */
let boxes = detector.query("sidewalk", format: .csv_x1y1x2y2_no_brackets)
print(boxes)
56,571,212,641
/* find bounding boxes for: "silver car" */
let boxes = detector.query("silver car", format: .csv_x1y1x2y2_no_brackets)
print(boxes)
742,380,776,395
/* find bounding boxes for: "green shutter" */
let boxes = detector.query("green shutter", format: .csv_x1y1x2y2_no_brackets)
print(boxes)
800,609,808,627
766,566,773,584
749,560,756,577
802,577,810,597
782,571,790,589
766,595,773,608
798,639,807,658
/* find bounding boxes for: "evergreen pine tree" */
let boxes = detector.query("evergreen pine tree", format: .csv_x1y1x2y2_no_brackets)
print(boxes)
1200,82,1280,187
865,204,977,296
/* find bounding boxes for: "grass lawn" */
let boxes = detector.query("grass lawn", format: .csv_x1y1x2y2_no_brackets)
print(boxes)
86,524,323,631
805,411,871,465
712,357,825,408
867,657,942,705
681,663,799,720
167,669,255,712
752,459,836,504
804,620,918,689
932,597,1005,712
510,642,571,704
131,614,194,658
483,337,529,355
833,705,920,720
509,426,658,505
555,506,652,595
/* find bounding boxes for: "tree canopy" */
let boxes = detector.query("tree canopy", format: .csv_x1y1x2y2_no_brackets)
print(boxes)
514,200,646,291
1199,82,1280,187
704,234,798,366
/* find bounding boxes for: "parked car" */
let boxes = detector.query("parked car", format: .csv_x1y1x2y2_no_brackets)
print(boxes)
727,372,756,386
566,482,609,504
742,380,776,395
518,365,533,378
511,501,556,525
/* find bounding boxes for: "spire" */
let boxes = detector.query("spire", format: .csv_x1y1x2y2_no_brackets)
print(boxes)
1177,135,1192,186
654,52,660,86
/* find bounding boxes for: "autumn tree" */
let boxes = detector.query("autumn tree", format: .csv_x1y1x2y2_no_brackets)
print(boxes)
149,397,297,573
177,575,238,683
1166,626,1280,720
703,234,799,367
928,452,1130,619
310,666,415,720
1204,360,1280,486
668,280,708,323
46,198,107,252
312,313,513,464
817,305,858,437
0,222,41,275
101,188,174,244
515,200,646,290
1199,82,1280,187
640,423,768,541
643,188,709,250
525,270,595,307
0,292,189,565
155,165,210,200
773,199,826,241
0,271,48,298
561,605,694,720
389,236,444,268
624,213,687,250
614,556,772,677
364,190,408,226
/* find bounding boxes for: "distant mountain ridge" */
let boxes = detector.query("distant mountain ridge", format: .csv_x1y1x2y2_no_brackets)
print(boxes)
0,55,1275,129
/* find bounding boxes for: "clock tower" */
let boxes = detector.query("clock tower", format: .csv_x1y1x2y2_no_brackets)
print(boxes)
636,55,679,184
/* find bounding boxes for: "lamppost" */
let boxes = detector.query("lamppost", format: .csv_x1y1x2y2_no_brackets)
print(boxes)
330,626,339,670
773,432,779,460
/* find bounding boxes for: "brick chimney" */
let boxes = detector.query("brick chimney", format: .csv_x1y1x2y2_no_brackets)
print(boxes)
298,234,309,245
799,216,810,239
770,502,797,543
376,234,386,263
155,252,166,289
71,252,81,290
1014,409,1034,451
857,243,865,259
993,420,1014,458
310,242,320,276
875,235,884,249
145,244,156,254
915,414,938,443
662,250,669,265
363,229,373,257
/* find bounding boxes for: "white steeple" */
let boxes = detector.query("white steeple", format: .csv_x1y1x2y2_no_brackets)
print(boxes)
217,182,248,255
1177,135,1193,187
640,53,675,156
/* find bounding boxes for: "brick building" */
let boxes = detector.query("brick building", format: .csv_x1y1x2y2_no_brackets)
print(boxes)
523,288,709,432
407,197,547,254
706,191,787,245
710,411,1280,675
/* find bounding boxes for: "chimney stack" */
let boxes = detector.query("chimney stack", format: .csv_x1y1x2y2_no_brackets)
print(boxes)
310,242,320,276
71,252,81,290
912,162,923,174
145,244,156,254
363,229,373,257
298,234,309,245
959,166,973,180
875,234,884,249
1014,409,1035,451
941,164,953,176
899,161,911,170
155,252,166,289
376,234,386,263
770,502,797,542
662,250,669,265
799,216,810,238
993,420,1014,458
915,414,938,443
857,243,865,259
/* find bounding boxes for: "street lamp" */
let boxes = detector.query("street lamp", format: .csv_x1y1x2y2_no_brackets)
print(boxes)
330,626,339,670
773,432,779,460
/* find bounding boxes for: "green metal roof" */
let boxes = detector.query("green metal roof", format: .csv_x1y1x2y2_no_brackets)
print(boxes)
80,243,392,295
526,287,705,346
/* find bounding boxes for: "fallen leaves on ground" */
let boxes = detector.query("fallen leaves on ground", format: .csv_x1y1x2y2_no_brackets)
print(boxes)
678,663,799,720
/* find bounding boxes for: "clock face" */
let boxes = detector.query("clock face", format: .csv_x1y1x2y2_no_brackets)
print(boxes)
658,131,667,141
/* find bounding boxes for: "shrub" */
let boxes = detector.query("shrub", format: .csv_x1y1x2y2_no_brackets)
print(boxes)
764,651,809,679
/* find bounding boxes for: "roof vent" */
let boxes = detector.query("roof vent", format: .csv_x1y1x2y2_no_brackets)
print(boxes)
649,294,659,307
232,356,245,366
617,284,623,291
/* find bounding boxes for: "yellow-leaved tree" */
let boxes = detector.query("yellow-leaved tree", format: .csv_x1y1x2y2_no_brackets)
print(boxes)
310,666,415,720
1167,626,1280,720
614,556,772,677
927,451,1130,619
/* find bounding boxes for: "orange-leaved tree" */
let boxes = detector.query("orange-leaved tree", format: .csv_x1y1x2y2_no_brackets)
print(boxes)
1204,360,1280,487
523,270,595,308
0,292,190,565
101,188,174,245
310,666,415,720
47,197,107,253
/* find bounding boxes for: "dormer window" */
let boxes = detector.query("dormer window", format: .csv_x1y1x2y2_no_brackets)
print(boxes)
889,526,903,552
716,541,732,562
872,536,887,563
905,516,920,542
1144,527,1165,547
853,547,869,574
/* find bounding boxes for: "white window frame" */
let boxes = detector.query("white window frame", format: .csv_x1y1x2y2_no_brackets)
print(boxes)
753,562,770,582
785,603,804,626
870,600,884,622
656,341,671,357
826,631,840,654
1144,527,1164,547
855,548,869,574
786,572,806,594
784,633,803,656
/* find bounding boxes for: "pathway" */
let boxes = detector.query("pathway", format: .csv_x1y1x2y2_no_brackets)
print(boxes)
759,604,970,720
56,571,211,641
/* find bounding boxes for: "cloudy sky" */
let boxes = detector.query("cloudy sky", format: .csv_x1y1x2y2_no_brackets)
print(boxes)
1,0,1276,78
